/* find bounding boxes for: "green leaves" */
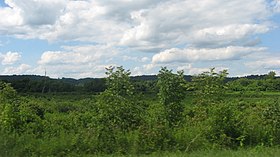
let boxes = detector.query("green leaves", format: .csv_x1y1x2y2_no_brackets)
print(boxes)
105,66,135,97
0,81,17,103
98,66,142,130
191,68,228,104
157,67,186,127
94,66,145,153
157,67,186,106
0,81,18,132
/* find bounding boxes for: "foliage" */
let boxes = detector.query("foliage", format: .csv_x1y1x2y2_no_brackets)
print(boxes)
191,68,228,104
0,81,19,132
94,66,144,153
157,67,186,126
139,103,171,153
83,78,106,93
1,69,280,156
105,66,134,97
0,81,17,102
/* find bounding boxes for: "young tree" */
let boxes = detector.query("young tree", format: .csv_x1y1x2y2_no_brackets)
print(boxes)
0,81,16,102
0,81,17,132
94,66,144,152
105,66,134,97
264,71,277,91
0,81,44,133
157,67,186,126
191,68,228,104
96,66,143,130
265,71,276,80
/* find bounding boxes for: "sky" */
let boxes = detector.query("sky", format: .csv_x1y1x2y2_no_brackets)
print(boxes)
0,0,280,78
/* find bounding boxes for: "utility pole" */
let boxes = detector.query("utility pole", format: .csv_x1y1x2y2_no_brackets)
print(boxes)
42,68,47,93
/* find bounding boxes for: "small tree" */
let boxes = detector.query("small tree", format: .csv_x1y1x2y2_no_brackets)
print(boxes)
95,66,143,153
0,81,18,132
191,68,228,104
105,66,134,97
0,81,44,134
0,81,16,103
264,71,277,91
95,66,145,152
157,67,186,126
265,71,276,80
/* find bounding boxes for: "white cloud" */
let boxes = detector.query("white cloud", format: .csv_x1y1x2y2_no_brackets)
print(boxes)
120,0,272,51
0,2,22,26
36,44,120,78
6,0,66,26
246,57,280,69
0,51,21,65
177,64,209,75
122,56,150,62
0,0,274,45
274,0,280,12
152,46,266,64
30,63,110,79
38,44,118,65
0,0,279,78
191,24,269,48
130,64,158,76
3,64,31,74
176,64,229,75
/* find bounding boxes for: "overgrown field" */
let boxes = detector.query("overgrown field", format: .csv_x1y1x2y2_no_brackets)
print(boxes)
1,67,280,156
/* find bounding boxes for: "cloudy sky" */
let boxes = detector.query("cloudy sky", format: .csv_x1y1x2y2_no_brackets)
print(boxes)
0,0,280,78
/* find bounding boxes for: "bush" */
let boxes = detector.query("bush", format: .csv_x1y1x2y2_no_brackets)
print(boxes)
157,67,186,127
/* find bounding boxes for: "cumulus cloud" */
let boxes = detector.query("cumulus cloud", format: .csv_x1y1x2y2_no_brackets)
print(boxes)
31,63,110,79
38,44,118,65
36,44,120,78
176,64,229,75
273,0,280,12
6,0,66,26
191,24,269,48
122,56,150,62
176,64,209,75
120,0,272,51
0,51,21,65
0,4,21,25
152,46,266,64
246,57,280,69
0,0,274,45
0,0,279,77
3,64,31,75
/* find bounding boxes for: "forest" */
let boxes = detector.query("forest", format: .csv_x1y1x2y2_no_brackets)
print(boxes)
1,66,280,156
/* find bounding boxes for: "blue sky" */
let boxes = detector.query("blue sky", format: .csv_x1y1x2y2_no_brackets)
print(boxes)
0,0,280,78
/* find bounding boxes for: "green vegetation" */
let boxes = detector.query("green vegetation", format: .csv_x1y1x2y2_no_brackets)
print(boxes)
1,67,280,156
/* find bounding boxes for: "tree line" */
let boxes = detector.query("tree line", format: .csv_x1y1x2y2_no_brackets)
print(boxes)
0,70,279,94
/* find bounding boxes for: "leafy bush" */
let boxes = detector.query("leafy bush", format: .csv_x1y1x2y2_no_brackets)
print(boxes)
191,68,228,104
157,67,186,127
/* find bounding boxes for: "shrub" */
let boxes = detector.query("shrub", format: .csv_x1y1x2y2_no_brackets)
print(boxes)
157,67,186,127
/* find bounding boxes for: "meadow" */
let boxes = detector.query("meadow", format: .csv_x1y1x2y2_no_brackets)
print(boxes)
1,67,280,156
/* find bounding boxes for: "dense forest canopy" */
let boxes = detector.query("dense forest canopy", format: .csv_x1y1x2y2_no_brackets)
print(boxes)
0,70,279,93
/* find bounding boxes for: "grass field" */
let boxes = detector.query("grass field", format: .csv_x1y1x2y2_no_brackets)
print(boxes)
73,147,280,157
142,147,280,157
1,85,280,156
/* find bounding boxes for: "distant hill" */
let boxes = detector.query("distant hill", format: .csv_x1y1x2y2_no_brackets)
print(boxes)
0,75,47,81
0,74,276,84
1,74,278,93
